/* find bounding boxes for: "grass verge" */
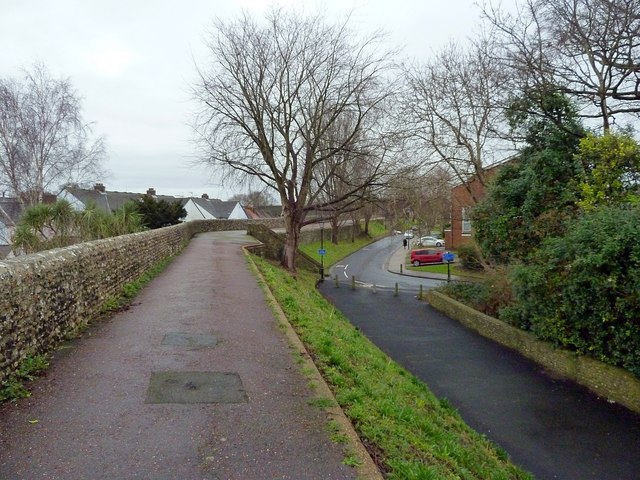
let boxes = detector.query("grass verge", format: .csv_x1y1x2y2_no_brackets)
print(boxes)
253,256,532,480
298,220,387,267
0,355,49,402
406,261,486,280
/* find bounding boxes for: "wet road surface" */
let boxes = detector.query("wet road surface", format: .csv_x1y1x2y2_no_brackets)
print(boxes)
320,242,640,480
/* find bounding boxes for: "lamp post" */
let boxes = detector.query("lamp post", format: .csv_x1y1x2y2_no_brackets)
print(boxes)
319,221,325,281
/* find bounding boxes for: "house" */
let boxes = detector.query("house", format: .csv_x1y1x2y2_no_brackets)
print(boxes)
58,184,179,213
58,184,247,222
182,194,247,221
444,159,515,250
0,196,25,259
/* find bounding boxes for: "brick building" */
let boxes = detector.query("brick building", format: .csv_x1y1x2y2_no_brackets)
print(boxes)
444,159,514,250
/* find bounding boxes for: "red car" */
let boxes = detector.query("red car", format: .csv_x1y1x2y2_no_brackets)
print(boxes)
410,249,444,266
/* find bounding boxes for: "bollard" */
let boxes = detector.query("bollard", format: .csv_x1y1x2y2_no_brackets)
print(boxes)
418,284,423,300
400,264,403,273
334,274,339,288
351,275,356,290
372,282,377,294
394,282,399,297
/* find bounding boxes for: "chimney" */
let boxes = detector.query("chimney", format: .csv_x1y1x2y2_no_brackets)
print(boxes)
146,187,156,196
94,183,106,193
201,193,209,199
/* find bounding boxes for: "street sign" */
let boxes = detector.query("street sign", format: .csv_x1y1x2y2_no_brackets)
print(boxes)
443,252,455,262
318,249,326,255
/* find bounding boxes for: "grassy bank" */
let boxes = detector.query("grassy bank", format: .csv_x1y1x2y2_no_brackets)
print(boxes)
254,257,532,479
298,221,387,267
407,262,486,280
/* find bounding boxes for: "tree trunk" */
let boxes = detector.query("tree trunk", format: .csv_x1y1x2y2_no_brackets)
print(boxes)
281,206,303,272
350,212,357,242
364,211,371,235
331,216,339,245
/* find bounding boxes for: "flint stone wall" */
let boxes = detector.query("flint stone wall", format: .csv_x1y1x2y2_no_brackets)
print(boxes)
0,218,284,385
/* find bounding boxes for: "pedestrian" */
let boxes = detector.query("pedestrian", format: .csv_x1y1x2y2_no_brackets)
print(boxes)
403,238,407,249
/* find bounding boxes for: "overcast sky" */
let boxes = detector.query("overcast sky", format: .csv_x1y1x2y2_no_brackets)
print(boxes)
0,0,485,199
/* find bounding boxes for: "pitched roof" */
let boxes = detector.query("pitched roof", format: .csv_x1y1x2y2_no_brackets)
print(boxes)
243,205,283,219
187,197,239,219
61,187,180,213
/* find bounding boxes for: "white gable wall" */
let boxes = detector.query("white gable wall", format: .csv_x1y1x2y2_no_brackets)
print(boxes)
228,202,248,219
57,190,86,211
183,199,216,221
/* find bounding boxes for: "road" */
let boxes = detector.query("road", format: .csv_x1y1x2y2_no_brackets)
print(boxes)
321,237,640,480
329,235,442,292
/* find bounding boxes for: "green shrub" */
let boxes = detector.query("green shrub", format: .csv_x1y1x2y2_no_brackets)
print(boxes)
456,242,484,271
503,205,640,376
439,267,514,318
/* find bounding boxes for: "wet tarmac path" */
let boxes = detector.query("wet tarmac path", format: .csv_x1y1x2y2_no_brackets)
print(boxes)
320,241,640,480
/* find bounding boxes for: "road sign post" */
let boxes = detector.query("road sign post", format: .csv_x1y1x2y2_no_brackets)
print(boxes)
442,252,455,283
319,222,325,282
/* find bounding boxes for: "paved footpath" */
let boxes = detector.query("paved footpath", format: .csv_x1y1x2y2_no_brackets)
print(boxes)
0,231,356,480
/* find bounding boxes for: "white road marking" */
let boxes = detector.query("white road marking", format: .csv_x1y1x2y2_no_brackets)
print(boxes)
343,263,349,278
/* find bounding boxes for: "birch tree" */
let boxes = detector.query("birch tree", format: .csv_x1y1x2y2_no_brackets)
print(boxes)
0,64,105,205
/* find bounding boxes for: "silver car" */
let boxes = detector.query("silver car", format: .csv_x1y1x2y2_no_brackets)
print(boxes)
419,236,444,247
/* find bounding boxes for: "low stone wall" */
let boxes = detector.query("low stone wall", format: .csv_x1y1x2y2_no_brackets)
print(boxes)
247,223,321,272
0,218,285,386
426,290,640,414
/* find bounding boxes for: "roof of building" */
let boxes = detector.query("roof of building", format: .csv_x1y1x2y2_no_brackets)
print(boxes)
186,197,239,219
243,205,283,219
0,197,25,226
62,187,181,213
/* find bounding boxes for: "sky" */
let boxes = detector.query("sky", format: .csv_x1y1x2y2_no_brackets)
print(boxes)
0,0,485,200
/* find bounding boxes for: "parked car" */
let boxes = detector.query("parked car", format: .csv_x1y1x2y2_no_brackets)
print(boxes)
403,230,414,239
419,236,444,247
410,249,444,266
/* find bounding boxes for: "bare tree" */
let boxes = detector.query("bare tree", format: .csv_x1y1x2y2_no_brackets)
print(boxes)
228,189,276,207
311,112,381,243
0,64,106,206
385,165,452,234
485,0,640,132
193,9,396,270
400,40,512,203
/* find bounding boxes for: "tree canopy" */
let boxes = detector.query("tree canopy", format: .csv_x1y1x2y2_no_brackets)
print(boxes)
193,9,397,270
0,64,105,205
135,196,186,229
472,91,585,262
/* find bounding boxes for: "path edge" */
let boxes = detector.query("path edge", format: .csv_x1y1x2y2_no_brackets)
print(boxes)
244,248,384,480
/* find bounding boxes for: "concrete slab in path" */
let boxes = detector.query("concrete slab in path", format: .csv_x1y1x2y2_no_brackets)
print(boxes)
0,231,357,480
